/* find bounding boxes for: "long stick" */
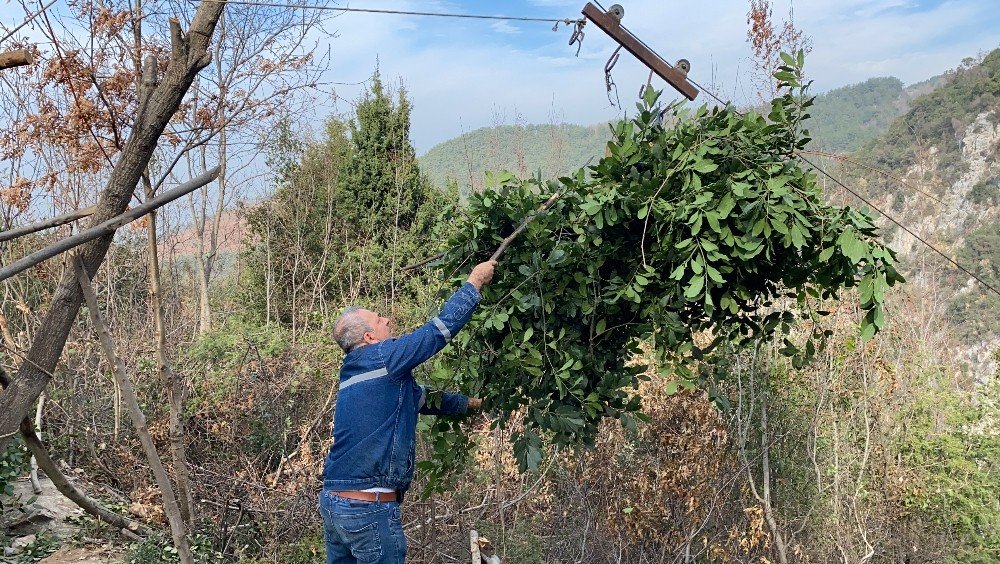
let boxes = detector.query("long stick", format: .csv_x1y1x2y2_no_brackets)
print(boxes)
75,258,189,552
489,191,561,262
0,167,220,282
0,205,97,243
402,191,562,271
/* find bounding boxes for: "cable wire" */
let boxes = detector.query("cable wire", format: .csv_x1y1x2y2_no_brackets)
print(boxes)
194,0,584,25
798,154,1000,299
638,34,992,296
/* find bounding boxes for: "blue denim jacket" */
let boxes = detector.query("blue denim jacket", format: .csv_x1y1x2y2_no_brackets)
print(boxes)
322,282,481,494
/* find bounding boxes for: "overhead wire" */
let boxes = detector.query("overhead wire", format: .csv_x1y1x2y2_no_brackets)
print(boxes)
798,154,1000,299
193,0,585,25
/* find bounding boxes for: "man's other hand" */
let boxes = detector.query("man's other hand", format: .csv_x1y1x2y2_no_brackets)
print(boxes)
467,261,497,290
467,398,483,411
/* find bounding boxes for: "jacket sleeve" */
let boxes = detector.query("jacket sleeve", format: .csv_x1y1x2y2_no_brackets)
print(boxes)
417,386,469,416
382,282,481,375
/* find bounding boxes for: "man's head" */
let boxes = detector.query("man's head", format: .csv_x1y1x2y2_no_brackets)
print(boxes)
333,306,394,353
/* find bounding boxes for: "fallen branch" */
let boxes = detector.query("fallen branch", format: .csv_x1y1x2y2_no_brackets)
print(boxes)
75,257,190,549
0,205,98,244
0,167,219,282
0,368,148,536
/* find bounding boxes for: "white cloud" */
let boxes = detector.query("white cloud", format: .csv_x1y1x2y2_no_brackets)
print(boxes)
491,20,520,34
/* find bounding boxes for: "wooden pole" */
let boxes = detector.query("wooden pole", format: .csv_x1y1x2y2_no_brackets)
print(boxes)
0,167,219,282
489,192,561,262
0,205,98,243
402,191,562,272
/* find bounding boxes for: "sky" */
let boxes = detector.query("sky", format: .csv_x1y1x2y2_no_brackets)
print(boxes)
2,0,999,154
315,0,1000,152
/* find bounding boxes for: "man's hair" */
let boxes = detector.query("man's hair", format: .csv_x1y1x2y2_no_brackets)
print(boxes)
333,306,373,353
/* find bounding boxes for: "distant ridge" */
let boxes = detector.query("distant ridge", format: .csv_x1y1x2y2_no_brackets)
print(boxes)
419,123,610,193
418,75,944,191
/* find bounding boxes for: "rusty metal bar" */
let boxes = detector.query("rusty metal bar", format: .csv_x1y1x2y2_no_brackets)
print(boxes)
582,3,698,100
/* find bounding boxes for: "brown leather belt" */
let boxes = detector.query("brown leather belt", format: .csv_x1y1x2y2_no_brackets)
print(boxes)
330,490,398,502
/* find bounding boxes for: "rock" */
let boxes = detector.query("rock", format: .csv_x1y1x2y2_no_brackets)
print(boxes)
11,533,36,551
6,507,57,531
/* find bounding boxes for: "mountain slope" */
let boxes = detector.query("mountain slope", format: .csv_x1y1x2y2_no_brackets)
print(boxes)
419,74,940,190
419,123,610,192
841,49,1000,371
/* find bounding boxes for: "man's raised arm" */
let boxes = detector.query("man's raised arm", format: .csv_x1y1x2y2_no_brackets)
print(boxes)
383,261,496,374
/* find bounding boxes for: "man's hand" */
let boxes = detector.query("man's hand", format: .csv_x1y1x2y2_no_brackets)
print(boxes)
467,260,497,291
467,397,483,411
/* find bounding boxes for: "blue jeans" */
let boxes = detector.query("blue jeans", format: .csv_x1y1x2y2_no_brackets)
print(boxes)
319,491,407,564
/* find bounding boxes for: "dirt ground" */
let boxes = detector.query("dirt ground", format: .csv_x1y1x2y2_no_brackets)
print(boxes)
37,547,116,564
4,475,124,563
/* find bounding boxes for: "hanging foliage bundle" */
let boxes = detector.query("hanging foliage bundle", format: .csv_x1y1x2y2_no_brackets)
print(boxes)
422,53,904,476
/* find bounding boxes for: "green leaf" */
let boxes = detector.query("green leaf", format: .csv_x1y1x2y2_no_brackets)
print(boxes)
693,160,718,174
838,230,868,264
684,275,705,299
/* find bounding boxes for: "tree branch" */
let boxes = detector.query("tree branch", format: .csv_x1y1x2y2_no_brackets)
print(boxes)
0,49,32,71
0,205,97,244
0,368,149,536
0,167,220,282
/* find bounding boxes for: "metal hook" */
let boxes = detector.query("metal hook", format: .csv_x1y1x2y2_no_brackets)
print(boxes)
605,45,623,107
568,19,586,56
604,44,622,74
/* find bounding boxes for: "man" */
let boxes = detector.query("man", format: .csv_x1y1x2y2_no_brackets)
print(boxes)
320,260,497,563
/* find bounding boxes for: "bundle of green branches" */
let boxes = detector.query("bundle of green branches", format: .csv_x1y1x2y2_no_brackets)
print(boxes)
420,53,903,482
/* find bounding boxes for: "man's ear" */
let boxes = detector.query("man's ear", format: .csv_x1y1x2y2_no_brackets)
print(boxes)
362,332,379,345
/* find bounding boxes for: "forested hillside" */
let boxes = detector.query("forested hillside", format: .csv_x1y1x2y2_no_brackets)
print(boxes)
419,73,940,189
836,49,1000,369
419,122,609,193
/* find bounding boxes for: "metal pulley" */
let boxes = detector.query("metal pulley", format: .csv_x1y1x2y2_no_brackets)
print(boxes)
608,4,625,20
675,58,690,76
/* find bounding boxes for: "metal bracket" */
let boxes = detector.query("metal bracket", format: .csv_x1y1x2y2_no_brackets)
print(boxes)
581,2,699,100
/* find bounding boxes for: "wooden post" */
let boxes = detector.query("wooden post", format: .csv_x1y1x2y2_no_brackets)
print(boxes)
0,49,32,71
470,529,481,564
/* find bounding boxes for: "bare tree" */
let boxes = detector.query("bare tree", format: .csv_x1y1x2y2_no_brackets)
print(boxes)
0,0,227,453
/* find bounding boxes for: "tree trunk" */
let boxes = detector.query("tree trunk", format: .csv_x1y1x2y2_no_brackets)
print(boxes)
0,0,227,451
144,174,197,526
75,258,194,563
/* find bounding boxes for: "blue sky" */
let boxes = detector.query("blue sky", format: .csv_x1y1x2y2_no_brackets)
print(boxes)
3,0,999,153
318,0,999,152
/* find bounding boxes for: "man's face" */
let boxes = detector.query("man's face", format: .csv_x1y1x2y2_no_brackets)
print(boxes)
358,309,394,343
